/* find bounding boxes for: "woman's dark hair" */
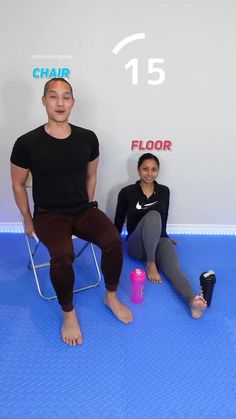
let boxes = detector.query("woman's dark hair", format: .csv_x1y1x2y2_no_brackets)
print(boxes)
137,153,160,168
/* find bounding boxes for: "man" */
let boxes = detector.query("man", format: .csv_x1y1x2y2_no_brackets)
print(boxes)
10,78,133,346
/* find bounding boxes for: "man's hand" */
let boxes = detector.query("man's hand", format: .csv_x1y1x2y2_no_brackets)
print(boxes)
23,216,34,237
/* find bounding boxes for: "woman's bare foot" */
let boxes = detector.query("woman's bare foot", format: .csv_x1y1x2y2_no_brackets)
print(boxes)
61,309,83,346
190,295,207,319
105,291,133,324
147,262,162,284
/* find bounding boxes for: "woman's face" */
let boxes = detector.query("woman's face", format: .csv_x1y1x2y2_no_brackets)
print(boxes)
138,159,159,184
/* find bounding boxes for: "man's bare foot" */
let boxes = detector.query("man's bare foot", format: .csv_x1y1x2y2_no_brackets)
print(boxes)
61,309,83,346
147,262,162,284
190,295,207,319
105,291,133,324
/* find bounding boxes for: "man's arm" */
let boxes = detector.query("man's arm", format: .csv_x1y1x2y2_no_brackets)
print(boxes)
10,163,34,236
86,157,99,201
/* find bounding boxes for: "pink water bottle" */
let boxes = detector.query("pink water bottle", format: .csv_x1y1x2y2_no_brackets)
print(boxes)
130,268,146,303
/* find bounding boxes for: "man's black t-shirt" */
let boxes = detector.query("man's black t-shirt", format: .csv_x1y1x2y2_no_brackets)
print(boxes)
114,181,169,237
10,124,99,214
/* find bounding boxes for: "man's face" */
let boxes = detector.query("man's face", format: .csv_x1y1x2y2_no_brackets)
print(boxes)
42,80,74,123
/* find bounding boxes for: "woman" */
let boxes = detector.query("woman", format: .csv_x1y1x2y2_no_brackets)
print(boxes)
114,153,207,319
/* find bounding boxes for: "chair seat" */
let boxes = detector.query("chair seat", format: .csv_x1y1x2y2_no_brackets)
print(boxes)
25,233,102,300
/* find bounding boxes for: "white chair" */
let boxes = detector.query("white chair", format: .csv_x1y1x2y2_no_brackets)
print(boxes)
23,173,101,300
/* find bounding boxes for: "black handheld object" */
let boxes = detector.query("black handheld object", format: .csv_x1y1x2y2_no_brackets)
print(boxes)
200,271,216,307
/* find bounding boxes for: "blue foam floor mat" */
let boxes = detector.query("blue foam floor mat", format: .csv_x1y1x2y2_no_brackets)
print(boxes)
0,233,236,419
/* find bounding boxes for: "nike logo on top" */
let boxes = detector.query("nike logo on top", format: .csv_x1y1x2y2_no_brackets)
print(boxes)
136,201,158,210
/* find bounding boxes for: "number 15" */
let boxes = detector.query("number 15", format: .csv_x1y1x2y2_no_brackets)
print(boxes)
125,58,165,85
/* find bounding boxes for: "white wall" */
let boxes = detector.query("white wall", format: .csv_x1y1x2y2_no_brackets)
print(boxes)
0,0,235,232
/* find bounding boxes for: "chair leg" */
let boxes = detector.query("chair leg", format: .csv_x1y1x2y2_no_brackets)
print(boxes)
25,234,57,300
73,243,102,293
25,234,102,300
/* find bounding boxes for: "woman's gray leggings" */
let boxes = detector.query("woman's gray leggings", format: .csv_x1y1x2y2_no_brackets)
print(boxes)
126,211,195,303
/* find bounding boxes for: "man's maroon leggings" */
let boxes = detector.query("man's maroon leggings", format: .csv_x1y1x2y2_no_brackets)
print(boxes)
33,207,123,312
